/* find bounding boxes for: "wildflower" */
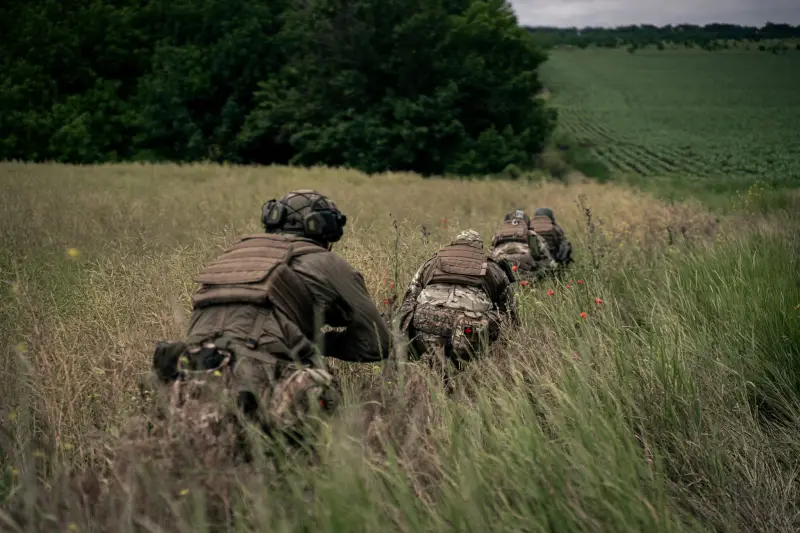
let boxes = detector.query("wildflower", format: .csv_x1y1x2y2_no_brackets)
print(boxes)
213,370,222,377
520,281,529,287
572,352,580,361
68,523,78,531
547,289,555,296
595,298,603,305
179,489,190,497
512,265,518,272
66,248,80,259
580,312,587,319
389,282,395,289
577,280,584,285
7,410,16,422
15,342,27,354
382,299,389,305
566,284,572,289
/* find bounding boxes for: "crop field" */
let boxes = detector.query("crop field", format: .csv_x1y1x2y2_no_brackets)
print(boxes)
1,162,800,532
540,48,800,191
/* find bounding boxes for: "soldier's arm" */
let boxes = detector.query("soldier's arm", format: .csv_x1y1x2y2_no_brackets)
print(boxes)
554,225,573,264
489,262,520,325
325,267,392,362
527,231,542,261
397,259,431,333
295,254,391,363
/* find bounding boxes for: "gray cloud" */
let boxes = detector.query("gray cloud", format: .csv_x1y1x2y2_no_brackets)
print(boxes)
509,0,800,28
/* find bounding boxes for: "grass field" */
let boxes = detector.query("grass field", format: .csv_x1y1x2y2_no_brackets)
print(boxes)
1,160,799,532
540,48,800,196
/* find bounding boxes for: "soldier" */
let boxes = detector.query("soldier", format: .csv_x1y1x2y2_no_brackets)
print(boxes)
151,190,391,454
396,229,518,384
488,208,543,281
530,207,573,273
489,207,573,282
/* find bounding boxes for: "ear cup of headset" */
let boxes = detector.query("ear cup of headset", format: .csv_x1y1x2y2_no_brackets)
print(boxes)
262,200,287,230
302,210,345,242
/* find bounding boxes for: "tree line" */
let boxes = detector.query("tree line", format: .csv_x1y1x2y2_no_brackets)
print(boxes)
526,23,800,50
0,0,556,176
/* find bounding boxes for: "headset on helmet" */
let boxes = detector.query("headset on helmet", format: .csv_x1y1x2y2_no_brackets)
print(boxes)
504,208,530,227
261,191,347,243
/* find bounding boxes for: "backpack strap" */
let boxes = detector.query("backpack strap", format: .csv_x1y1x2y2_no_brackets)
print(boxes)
246,308,269,350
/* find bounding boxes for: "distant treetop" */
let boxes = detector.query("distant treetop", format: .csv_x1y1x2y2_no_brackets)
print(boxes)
525,22,800,48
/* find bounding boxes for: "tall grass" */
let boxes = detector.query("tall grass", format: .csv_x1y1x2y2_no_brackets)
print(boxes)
1,163,798,532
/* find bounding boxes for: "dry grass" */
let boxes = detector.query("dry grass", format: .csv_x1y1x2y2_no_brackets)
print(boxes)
1,162,799,532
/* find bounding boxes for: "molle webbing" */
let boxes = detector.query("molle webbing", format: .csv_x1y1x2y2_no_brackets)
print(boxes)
425,241,489,291
531,216,557,250
491,222,528,247
191,234,322,337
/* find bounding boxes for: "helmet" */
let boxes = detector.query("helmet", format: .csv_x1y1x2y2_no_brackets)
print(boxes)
454,229,482,244
261,190,347,243
534,207,555,222
504,209,531,227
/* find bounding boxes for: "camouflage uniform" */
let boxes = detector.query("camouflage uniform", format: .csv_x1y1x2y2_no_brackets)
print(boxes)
530,208,573,276
397,230,518,376
488,209,556,282
152,190,391,451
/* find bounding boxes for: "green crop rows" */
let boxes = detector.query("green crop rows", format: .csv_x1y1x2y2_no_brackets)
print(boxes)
540,48,800,188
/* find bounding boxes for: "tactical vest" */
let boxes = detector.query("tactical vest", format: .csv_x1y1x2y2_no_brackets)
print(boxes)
422,241,491,295
491,220,529,248
191,234,325,343
531,216,558,251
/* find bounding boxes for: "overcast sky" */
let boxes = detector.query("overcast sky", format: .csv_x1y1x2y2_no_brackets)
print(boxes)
509,0,800,28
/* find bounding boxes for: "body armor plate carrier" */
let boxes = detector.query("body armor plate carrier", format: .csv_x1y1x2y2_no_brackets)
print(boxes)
491,221,529,248
191,234,324,339
422,241,491,295
531,216,557,252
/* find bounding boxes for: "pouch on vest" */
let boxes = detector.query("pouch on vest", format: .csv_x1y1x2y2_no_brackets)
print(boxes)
153,340,189,383
411,304,460,337
450,312,494,360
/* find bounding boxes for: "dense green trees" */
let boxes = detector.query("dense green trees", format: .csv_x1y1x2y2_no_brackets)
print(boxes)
0,0,555,175
526,23,800,50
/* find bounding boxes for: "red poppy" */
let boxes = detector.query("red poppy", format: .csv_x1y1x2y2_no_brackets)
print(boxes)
520,280,529,287
547,289,555,296
389,282,395,289
382,299,389,305
577,280,584,285
512,265,518,272
566,284,572,289
580,312,587,319
595,298,603,305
